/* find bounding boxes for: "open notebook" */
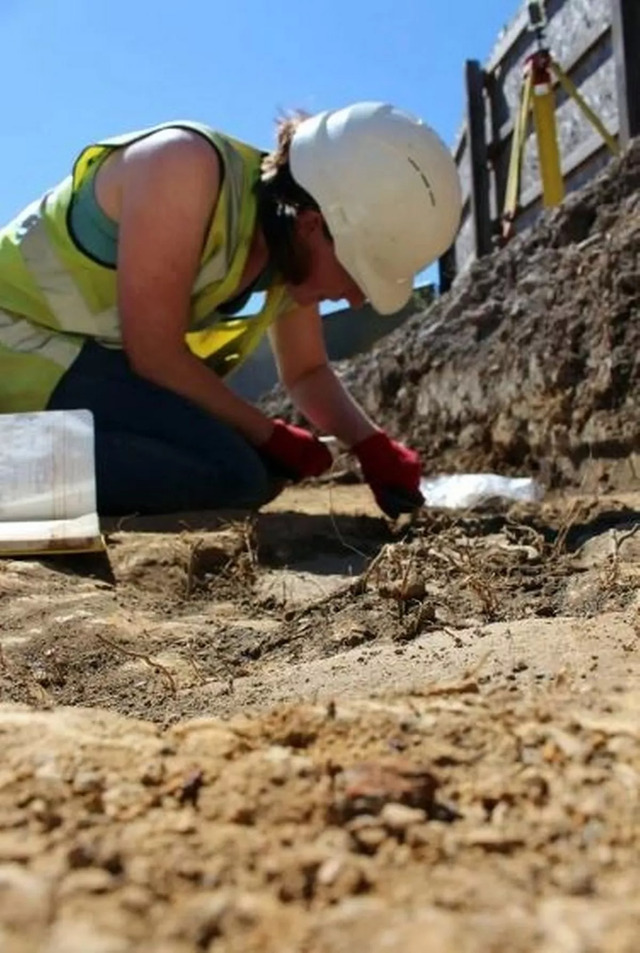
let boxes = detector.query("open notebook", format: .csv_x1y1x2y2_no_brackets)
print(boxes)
0,410,104,556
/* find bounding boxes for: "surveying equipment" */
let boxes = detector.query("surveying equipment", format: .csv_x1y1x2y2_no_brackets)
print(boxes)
502,0,619,241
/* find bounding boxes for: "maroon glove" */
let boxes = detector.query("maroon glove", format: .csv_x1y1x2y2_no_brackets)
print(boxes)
353,430,424,517
260,419,333,481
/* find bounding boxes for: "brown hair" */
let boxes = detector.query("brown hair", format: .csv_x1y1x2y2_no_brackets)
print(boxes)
256,113,321,285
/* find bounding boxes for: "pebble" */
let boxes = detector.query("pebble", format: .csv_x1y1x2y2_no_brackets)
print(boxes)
0,863,51,929
316,856,345,886
380,803,427,832
72,771,103,795
41,921,130,953
58,868,114,896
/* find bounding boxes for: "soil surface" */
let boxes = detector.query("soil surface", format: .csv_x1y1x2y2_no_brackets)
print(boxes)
1,144,639,952
1,485,639,952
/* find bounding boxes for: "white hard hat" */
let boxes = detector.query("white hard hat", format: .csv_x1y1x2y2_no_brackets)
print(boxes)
290,102,462,315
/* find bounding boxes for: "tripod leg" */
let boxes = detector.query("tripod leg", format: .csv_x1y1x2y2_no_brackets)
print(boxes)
503,71,533,238
532,79,564,207
550,61,620,156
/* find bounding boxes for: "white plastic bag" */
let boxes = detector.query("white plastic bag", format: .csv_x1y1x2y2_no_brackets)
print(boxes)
420,473,544,510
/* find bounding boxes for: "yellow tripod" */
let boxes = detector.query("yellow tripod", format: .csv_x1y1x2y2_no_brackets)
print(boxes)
502,1,619,241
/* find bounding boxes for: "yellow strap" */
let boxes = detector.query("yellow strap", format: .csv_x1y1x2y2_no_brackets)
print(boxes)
186,284,290,376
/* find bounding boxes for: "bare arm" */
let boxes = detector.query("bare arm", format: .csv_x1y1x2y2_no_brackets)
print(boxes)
109,128,273,445
269,303,377,447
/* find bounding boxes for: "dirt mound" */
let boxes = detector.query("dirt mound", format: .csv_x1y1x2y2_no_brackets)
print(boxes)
261,140,640,491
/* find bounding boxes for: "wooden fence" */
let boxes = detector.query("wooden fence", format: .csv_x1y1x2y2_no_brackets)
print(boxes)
439,0,640,291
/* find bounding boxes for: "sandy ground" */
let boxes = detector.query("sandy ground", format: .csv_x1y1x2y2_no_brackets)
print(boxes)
0,483,639,952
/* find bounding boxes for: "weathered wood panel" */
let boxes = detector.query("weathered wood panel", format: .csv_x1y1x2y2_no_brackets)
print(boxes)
441,0,636,285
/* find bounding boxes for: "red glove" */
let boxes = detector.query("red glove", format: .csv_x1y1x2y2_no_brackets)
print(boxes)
353,430,424,517
260,419,333,481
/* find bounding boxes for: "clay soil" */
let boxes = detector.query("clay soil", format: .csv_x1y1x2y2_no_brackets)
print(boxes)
1,146,639,952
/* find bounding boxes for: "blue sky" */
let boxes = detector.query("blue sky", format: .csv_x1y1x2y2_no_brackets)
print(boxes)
1,0,521,225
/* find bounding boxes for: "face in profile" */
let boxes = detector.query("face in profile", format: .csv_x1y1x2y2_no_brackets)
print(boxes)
287,209,366,309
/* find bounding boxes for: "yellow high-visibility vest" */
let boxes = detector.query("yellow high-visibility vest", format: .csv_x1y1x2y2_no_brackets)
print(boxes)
0,121,292,412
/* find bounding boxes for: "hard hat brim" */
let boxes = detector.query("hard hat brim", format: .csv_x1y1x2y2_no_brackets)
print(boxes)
333,235,414,315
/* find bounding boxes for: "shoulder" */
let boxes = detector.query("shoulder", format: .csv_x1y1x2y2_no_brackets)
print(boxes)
121,126,222,183
97,125,224,223
127,125,219,160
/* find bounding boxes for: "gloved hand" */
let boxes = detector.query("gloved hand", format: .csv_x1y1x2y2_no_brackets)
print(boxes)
260,419,333,481
353,430,425,518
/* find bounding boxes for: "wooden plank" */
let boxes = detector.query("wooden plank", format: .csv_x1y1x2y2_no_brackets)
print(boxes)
484,71,509,220
465,60,493,259
486,8,530,73
611,0,640,144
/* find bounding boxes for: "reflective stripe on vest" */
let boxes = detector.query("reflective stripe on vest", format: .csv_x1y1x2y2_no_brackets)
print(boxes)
0,122,293,411
17,196,120,339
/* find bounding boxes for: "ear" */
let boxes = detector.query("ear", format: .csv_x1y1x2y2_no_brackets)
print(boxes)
296,208,324,238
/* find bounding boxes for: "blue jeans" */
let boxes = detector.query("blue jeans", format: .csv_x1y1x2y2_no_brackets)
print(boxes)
47,342,283,515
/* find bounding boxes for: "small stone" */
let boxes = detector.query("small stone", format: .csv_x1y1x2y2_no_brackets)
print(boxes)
402,577,426,600
347,817,387,855
173,811,196,834
67,844,95,869
59,869,114,896
39,920,128,953
164,892,229,944
405,823,437,847
379,802,427,832
333,758,439,821
101,783,146,818
316,857,344,886
0,831,42,863
0,864,51,929
139,761,164,786
29,799,62,832
462,828,524,852
72,771,103,795
119,885,153,913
